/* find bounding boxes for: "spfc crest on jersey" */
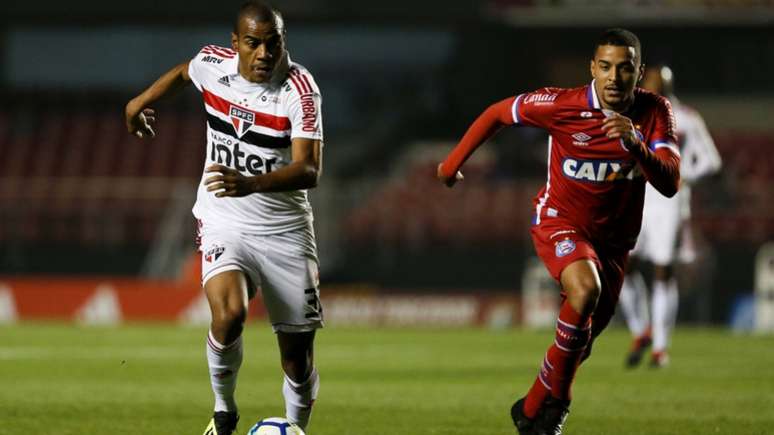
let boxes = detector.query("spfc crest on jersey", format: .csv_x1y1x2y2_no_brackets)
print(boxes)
229,105,255,138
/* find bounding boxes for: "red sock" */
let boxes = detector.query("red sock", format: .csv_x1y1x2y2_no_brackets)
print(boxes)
547,302,591,401
523,352,553,418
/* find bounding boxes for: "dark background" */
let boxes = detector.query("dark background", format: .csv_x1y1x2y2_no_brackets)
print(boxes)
1,0,772,324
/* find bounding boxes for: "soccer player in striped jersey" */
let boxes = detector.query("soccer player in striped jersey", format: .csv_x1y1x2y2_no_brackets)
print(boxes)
125,2,323,434
619,65,722,368
437,29,680,434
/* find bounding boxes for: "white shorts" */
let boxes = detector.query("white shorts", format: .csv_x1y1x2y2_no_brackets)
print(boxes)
632,184,683,266
199,223,323,333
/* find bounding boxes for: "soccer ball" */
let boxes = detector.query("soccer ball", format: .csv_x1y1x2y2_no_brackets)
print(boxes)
247,417,306,435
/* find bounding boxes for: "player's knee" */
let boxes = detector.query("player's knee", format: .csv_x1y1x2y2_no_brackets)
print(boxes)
580,340,595,363
567,276,601,315
282,358,311,383
653,264,674,281
211,303,247,339
561,260,602,315
279,333,314,382
281,348,313,382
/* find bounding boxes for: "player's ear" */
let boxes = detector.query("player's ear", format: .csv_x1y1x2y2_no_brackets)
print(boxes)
231,32,239,51
637,63,645,84
589,59,596,80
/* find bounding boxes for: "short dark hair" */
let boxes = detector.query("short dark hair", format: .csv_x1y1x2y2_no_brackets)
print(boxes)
595,28,642,62
234,1,283,34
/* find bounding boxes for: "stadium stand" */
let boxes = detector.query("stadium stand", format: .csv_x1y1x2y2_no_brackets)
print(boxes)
0,92,205,246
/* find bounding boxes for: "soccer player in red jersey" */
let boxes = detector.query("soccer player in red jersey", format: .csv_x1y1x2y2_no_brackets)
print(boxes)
437,29,680,435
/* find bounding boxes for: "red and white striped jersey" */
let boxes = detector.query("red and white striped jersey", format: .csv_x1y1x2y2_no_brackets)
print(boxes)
188,45,323,234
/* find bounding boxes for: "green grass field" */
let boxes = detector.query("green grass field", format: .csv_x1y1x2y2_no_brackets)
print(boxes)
1,323,772,435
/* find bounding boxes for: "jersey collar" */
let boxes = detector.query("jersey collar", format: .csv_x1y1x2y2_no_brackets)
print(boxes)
588,80,639,115
587,80,602,109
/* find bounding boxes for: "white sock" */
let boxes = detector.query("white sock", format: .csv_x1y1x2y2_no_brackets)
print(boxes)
665,278,679,344
619,271,649,337
652,279,677,352
283,367,319,430
206,331,243,413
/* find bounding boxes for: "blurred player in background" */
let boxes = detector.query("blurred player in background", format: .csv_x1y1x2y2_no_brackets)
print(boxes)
437,29,680,435
619,65,722,368
125,2,324,434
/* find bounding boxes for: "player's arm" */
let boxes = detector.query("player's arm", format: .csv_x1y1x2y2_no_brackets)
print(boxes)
125,61,192,139
437,97,516,187
203,139,321,197
680,113,722,183
602,112,680,197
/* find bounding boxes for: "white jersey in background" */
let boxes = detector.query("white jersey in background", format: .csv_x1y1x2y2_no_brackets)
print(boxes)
635,97,722,264
188,45,324,234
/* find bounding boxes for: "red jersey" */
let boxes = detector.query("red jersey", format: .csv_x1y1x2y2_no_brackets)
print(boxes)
515,82,677,250
441,81,679,251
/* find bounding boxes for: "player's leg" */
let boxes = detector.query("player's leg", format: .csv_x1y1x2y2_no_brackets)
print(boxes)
258,227,323,431
552,259,600,392
514,222,601,435
619,256,650,339
618,256,652,367
199,226,257,435
646,202,681,368
580,251,629,365
525,258,600,435
202,269,252,435
277,330,319,430
650,263,677,367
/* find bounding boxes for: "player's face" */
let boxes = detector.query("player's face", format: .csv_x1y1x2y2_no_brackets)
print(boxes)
590,45,643,112
640,67,664,95
232,16,285,83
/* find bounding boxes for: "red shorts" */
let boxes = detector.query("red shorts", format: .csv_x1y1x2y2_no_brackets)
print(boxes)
530,217,629,338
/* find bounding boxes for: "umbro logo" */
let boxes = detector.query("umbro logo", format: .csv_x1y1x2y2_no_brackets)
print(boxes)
572,132,592,146
218,75,231,87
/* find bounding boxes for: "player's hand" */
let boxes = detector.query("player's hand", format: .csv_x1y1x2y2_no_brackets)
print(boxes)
125,101,157,139
436,163,464,188
204,164,257,198
601,112,640,152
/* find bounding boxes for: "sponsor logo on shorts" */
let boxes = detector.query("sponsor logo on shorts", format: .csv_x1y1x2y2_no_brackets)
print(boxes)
555,239,576,258
205,245,225,263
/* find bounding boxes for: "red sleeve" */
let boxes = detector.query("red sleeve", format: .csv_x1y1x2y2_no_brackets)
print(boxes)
633,97,681,197
439,97,516,178
633,146,680,197
646,96,678,151
513,88,561,129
